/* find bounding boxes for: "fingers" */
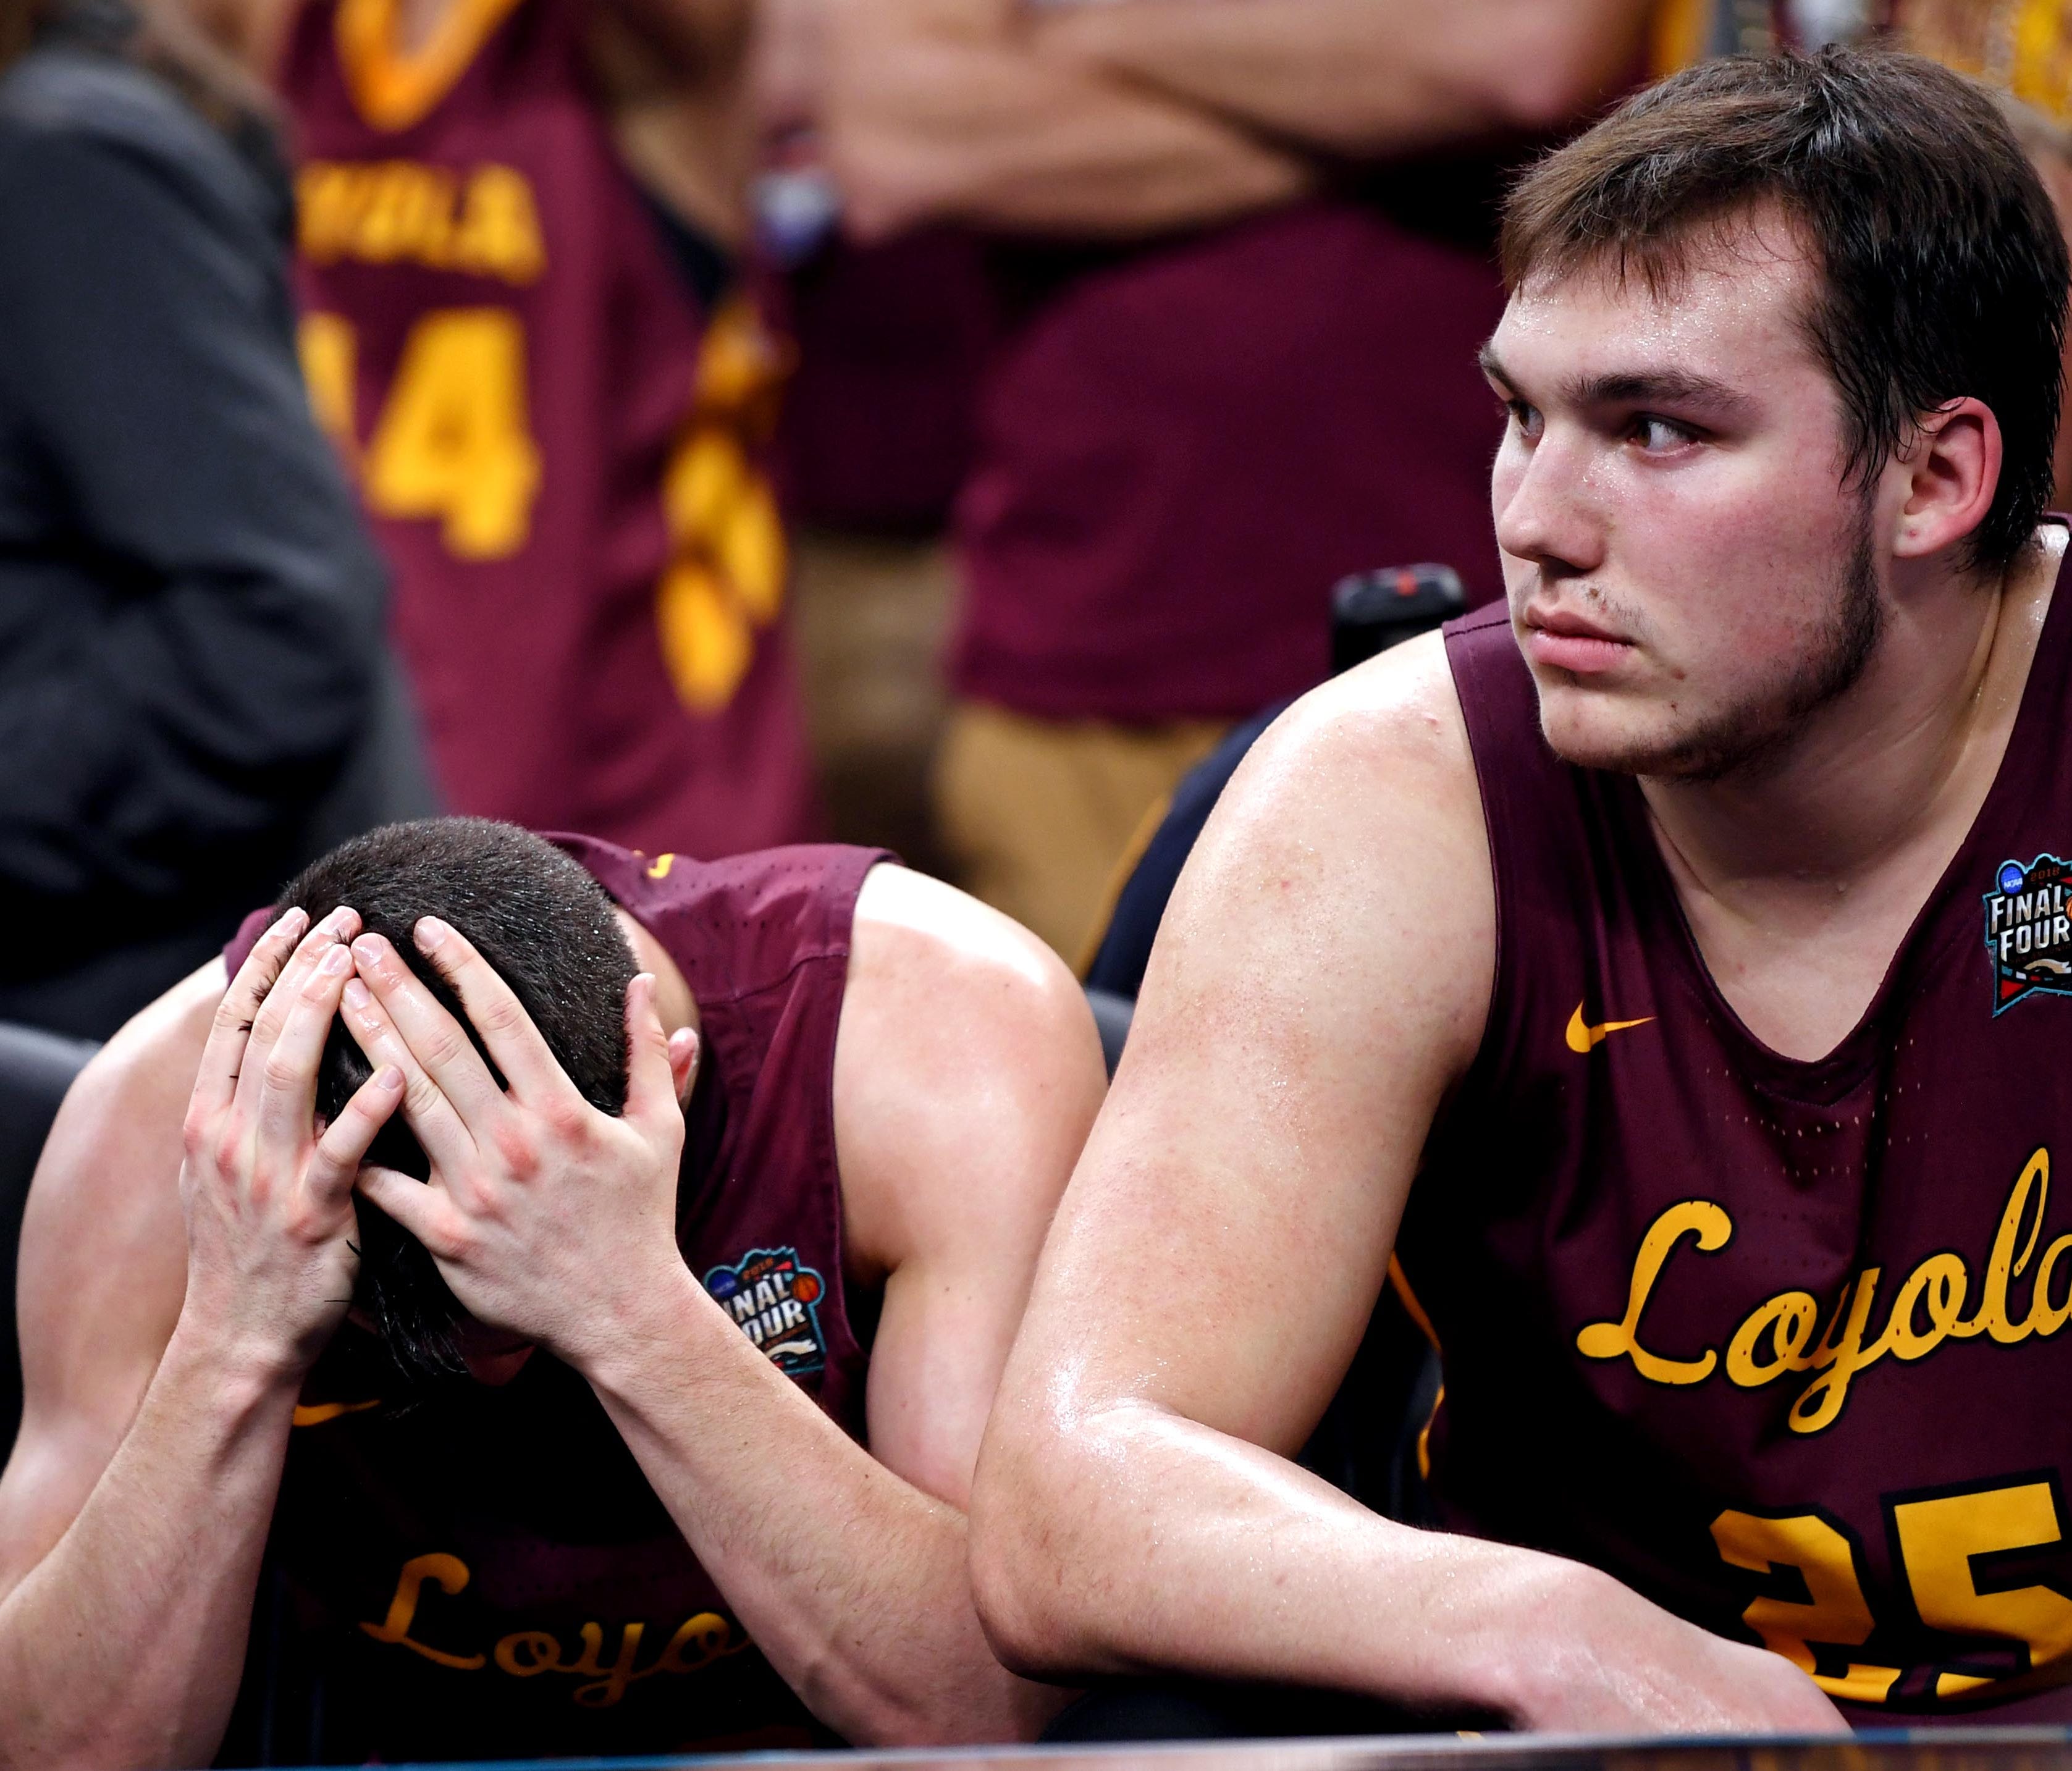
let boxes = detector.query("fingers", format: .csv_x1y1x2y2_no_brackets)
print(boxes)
308,1064,404,1201
355,1163,449,1253
350,932,509,1132
194,906,308,1117
255,939,356,1148
622,974,684,1131
408,916,575,1103
337,972,477,1173
234,906,362,1120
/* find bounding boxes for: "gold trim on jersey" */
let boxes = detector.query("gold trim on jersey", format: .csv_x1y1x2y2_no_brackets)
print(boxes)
335,0,527,133
655,293,794,716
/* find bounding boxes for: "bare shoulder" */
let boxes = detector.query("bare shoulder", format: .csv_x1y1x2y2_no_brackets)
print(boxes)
1210,627,1480,869
1153,628,1491,1049
0,961,221,1591
22,959,220,1339
835,866,1106,1281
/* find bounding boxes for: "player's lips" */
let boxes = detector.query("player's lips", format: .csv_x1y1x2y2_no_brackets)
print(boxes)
1522,604,1635,676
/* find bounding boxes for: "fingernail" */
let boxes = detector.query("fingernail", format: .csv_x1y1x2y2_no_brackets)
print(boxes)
274,906,308,940
373,1064,403,1092
343,978,371,1010
415,917,448,951
319,906,356,938
352,935,385,967
320,944,352,977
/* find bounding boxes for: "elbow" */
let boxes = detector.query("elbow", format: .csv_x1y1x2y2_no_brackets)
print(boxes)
966,1407,1095,1683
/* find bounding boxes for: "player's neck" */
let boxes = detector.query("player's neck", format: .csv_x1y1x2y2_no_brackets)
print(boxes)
1642,528,2061,925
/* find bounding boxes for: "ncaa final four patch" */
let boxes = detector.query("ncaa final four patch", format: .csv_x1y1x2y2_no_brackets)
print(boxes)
1985,854,2072,1013
703,1247,828,1379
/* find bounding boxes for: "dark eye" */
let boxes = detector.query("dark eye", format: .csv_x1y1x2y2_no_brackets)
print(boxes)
1505,399,1543,442
1632,415,1696,453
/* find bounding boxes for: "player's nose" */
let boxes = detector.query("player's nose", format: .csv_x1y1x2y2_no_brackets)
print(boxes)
1494,425,1607,582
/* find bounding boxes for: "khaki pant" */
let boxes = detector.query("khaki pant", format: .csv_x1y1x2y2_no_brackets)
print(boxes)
935,701,1231,966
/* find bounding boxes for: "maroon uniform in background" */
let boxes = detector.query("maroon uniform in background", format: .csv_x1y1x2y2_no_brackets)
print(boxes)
216,836,890,1762
772,230,995,534
282,0,817,856
1397,552,2072,1722
954,177,1510,723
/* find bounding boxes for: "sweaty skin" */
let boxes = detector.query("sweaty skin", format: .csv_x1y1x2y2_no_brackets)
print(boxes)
0,862,1101,1767
967,221,2060,1730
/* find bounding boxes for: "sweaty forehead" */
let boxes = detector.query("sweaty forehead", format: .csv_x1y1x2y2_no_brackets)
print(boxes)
1491,221,1826,399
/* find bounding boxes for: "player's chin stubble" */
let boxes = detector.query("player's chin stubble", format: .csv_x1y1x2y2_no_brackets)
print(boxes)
1552,503,1884,784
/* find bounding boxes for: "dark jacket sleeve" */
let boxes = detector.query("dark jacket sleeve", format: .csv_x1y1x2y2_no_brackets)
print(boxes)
0,102,390,912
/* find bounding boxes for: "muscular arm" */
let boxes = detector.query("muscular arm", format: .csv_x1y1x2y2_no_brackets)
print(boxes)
0,919,395,1769
820,0,1312,240
345,869,1106,1744
600,870,1101,1741
0,976,222,1768
1032,0,1654,159
967,640,1845,1731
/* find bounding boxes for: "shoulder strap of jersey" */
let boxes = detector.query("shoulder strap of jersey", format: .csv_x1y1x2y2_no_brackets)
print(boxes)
1441,606,1633,1085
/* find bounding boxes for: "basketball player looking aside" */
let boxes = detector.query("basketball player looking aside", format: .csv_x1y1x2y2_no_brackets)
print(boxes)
972,49,2072,1730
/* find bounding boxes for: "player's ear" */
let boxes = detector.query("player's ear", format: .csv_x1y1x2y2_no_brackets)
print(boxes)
1892,396,2000,564
668,1027,699,1106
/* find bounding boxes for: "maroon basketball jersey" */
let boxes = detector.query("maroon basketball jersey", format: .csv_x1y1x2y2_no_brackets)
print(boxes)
951,190,1511,724
280,0,817,856
1399,550,2072,1722
218,837,888,1759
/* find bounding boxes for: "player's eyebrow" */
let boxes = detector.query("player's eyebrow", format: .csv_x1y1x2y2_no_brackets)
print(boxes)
1477,342,1753,418
1569,367,1754,416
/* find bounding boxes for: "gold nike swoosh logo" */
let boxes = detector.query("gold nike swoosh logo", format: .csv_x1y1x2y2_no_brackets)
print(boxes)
1565,1002,1654,1054
292,1399,382,1427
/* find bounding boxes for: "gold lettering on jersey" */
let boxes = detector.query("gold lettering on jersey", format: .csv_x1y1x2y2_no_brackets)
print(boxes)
358,1551,487,1669
360,1552,749,1706
1578,1148,2062,1432
298,161,545,285
1572,1200,1730,1383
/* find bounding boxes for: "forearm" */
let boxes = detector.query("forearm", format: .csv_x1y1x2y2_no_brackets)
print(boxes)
973,1397,1624,1723
581,1274,1055,1745
0,1321,297,1769
822,1,1312,239
1032,0,1651,157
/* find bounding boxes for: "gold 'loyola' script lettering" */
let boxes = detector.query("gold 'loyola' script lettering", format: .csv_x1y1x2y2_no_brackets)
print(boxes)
1578,1148,2068,1434
361,1551,749,1706
359,1552,486,1669
1574,1200,1732,1382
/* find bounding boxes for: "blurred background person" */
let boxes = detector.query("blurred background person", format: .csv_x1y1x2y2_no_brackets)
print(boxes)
749,0,990,875
820,0,1659,962
0,0,420,1040
206,0,820,857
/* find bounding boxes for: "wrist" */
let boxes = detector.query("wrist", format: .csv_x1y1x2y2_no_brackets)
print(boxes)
562,1261,714,1394
159,1308,310,1421
1479,1554,1633,1727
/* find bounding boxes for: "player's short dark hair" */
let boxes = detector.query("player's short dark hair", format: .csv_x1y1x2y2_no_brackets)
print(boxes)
1501,46,2070,574
277,818,638,1385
